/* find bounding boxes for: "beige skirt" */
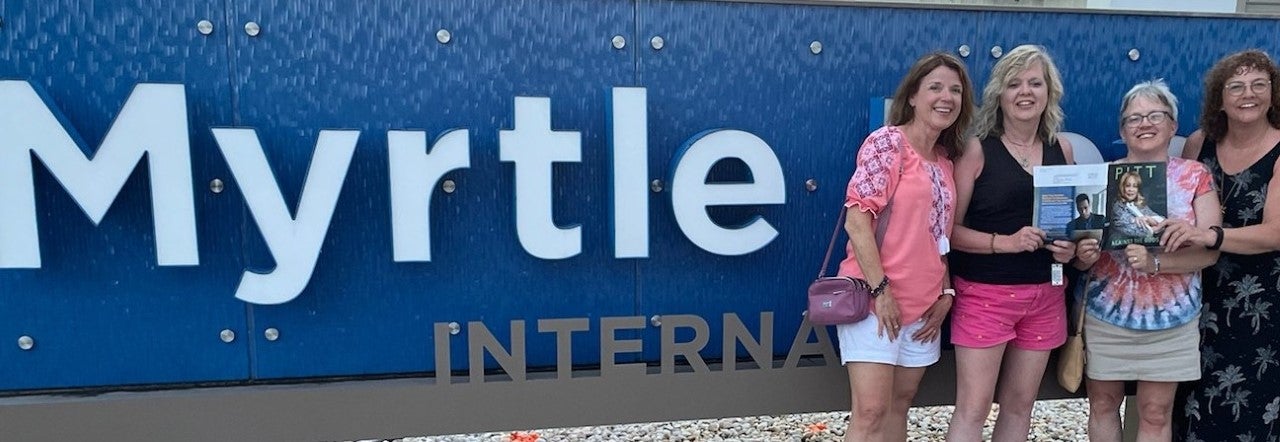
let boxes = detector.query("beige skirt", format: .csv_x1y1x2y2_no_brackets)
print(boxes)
1084,314,1201,382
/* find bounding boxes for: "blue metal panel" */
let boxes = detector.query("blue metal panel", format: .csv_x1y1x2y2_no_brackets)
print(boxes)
7,0,1280,394
971,11,1280,154
634,1,981,360
226,0,638,379
0,1,248,391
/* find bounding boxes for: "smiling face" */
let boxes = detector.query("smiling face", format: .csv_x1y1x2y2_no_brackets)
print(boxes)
1222,67,1273,126
1121,175,1141,201
1120,96,1176,158
1000,61,1049,125
908,66,964,133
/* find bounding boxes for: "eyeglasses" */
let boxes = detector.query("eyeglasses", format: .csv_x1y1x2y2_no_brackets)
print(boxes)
1224,80,1272,97
1121,110,1171,128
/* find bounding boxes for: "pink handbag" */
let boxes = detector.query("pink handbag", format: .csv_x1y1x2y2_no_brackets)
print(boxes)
806,273,872,325
806,148,899,326
805,204,891,326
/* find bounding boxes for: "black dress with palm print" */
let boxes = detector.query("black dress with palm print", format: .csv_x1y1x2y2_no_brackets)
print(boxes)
1175,139,1280,442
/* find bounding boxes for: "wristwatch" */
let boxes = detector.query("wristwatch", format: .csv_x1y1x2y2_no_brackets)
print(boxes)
941,288,956,298
1208,226,1224,250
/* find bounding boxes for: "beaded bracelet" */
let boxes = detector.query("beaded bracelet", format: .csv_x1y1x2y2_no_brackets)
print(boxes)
870,276,891,297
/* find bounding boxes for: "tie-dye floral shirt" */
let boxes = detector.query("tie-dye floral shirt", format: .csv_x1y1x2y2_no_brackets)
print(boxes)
1084,157,1215,330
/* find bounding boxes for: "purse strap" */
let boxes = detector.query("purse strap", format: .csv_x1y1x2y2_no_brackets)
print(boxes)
1070,273,1091,337
816,204,892,279
817,143,905,279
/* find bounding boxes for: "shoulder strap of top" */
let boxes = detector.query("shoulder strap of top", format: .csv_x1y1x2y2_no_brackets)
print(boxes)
1198,138,1219,163
1044,136,1067,166
1259,139,1280,167
978,136,1015,167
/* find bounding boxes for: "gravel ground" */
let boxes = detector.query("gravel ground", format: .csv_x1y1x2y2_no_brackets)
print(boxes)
389,398,1088,441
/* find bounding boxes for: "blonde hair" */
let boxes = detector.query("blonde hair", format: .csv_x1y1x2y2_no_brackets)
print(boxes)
1116,171,1147,207
971,45,1065,143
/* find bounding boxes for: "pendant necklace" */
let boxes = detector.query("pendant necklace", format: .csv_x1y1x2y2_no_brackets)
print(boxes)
1003,134,1037,169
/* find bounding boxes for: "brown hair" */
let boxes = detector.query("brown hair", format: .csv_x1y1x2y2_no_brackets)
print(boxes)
1200,49,1280,141
887,52,974,159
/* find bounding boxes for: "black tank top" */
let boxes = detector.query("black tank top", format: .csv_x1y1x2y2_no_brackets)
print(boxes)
950,136,1067,284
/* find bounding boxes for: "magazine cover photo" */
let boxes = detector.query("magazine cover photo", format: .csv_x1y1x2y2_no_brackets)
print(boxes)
1101,162,1167,249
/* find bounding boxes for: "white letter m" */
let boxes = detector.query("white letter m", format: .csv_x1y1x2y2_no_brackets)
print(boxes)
0,81,198,268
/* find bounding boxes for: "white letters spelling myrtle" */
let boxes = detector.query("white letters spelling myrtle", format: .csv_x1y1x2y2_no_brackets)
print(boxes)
0,83,786,304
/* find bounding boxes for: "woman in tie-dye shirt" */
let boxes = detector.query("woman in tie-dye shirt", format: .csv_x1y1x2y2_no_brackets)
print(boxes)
1073,79,1221,441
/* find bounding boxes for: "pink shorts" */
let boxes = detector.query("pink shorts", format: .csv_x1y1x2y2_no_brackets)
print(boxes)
949,276,1067,350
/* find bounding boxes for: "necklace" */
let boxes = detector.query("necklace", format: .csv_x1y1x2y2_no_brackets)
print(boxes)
1002,134,1038,169
1217,168,1244,218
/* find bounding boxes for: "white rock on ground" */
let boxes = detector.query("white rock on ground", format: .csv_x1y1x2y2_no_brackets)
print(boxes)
380,398,1088,441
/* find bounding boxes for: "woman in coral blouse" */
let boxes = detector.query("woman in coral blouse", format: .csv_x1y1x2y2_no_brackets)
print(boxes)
837,52,973,442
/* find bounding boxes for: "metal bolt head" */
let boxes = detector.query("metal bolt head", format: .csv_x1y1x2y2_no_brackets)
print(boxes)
219,329,236,343
441,179,456,194
958,44,971,58
809,41,823,55
805,179,819,192
448,322,461,335
17,336,34,350
244,21,260,37
990,45,1003,59
650,36,665,51
264,328,280,341
650,315,662,327
611,35,626,50
436,29,452,44
197,20,214,36
1128,48,1140,61
209,178,224,194
650,179,664,193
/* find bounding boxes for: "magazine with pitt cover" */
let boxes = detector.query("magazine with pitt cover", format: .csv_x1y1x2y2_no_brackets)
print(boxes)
1101,162,1167,249
1032,164,1109,242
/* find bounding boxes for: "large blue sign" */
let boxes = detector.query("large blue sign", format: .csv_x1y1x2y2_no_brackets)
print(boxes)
2,0,1278,394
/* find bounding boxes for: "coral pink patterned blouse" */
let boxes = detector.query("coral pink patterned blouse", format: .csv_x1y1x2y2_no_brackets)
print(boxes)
839,126,956,325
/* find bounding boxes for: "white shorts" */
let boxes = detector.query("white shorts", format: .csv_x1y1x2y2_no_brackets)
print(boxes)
836,312,941,368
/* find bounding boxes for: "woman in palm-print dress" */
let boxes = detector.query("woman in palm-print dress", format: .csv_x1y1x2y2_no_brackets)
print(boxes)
1168,50,1280,442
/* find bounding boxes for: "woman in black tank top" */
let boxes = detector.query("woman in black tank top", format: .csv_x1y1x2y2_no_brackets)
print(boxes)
945,45,1080,442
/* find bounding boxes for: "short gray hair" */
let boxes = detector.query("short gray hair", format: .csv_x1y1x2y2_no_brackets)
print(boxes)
1120,78,1179,123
